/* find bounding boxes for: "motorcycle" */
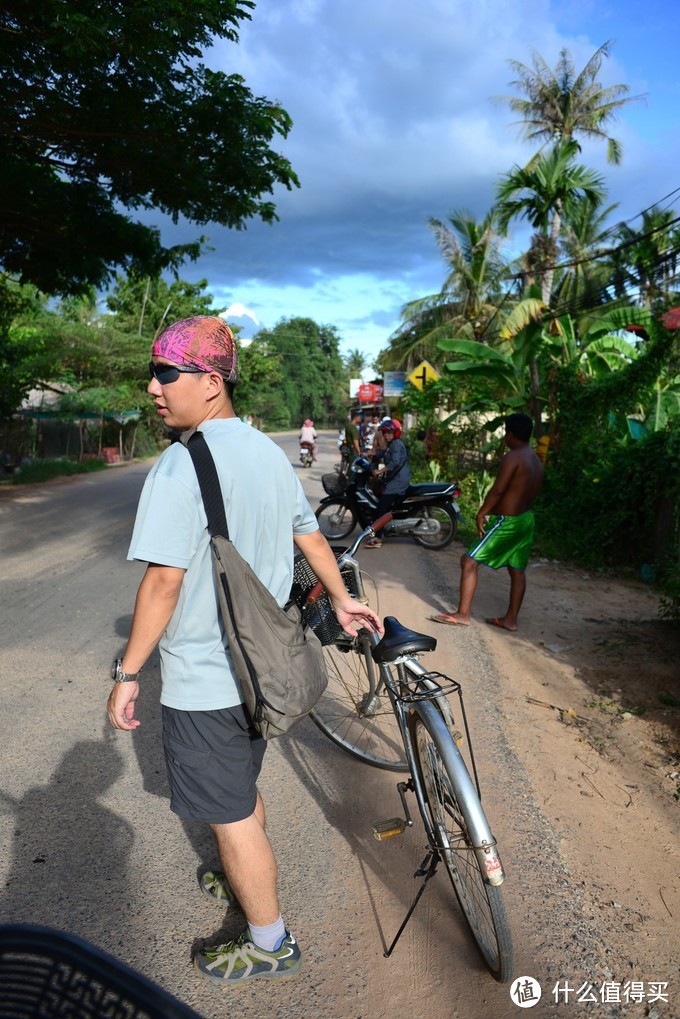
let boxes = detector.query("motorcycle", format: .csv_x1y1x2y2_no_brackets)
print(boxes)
299,441,314,468
316,456,464,550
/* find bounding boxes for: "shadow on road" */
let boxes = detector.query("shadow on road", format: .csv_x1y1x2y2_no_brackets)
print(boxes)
0,736,134,937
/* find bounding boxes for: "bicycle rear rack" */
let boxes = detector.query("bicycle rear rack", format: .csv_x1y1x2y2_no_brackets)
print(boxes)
391,673,483,801
394,670,459,702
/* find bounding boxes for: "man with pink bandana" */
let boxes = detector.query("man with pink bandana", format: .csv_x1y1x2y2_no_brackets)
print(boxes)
106,316,381,987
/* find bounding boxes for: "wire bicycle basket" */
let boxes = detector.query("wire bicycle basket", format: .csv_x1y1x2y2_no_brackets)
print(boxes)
290,547,362,646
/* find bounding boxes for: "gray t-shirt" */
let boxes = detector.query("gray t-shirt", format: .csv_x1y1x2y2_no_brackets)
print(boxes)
128,418,318,710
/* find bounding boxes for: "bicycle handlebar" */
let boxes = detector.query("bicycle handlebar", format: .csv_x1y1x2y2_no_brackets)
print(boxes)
305,513,394,606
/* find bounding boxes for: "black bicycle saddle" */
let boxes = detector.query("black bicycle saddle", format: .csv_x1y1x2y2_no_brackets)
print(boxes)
371,615,437,663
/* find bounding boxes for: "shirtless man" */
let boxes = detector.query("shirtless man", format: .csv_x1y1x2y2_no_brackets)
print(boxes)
430,413,543,631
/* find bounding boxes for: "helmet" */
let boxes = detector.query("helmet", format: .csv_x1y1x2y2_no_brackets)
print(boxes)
380,418,402,438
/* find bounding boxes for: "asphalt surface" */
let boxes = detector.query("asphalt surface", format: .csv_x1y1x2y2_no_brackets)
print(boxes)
0,431,603,1018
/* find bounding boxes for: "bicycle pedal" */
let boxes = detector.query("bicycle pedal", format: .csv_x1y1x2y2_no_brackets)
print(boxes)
372,818,406,840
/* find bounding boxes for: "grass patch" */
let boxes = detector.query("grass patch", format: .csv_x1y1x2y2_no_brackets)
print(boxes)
7,458,108,484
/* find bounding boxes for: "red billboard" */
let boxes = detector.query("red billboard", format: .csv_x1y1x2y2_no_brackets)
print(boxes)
357,383,383,403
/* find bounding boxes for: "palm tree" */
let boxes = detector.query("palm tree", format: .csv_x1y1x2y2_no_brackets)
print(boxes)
498,41,643,164
384,209,510,369
496,141,608,304
609,206,680,308
495,142,607,432
344,348,369,377
552,198,619,314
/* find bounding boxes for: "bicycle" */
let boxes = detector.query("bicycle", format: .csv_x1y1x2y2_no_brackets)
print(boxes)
291,514,514,982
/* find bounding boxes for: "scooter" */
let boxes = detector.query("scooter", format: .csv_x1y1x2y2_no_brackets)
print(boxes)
299,441,314,468
316,456,464,550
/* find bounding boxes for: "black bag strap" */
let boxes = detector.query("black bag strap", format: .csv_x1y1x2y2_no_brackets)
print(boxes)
179,428,272,723
180,430,229,538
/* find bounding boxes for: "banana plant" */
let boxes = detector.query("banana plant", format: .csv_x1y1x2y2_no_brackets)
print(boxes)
546,306,653,375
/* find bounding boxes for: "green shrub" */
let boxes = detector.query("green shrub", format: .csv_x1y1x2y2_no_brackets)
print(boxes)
9,458,108,484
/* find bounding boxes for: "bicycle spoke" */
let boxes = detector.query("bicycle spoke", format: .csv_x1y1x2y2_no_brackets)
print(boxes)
310,641,408,771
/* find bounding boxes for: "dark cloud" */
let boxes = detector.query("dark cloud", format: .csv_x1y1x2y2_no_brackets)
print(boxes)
150,0,680,356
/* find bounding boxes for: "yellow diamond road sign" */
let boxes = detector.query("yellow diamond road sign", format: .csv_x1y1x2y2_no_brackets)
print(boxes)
407,360,440,391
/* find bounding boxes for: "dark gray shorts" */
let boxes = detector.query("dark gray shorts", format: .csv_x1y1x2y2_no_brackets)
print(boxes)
161,704,266,824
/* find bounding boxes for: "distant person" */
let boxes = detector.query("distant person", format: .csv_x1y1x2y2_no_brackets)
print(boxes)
344,411,362,457
299,418,318,461
364,414,380,451
365,419,411,549
430,413,543,630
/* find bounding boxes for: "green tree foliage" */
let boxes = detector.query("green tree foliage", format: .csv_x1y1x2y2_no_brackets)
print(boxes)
0,1,299,296
233,340,284,424
0,279,55,419
498,41,642,164
106,273,217,341
552,199,619,314
537,321,679,575
249,318,347,430
0,273,221,440
608,207,680,309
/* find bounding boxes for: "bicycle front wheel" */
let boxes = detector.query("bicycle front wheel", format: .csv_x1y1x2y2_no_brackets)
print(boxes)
310,635,407,771
409,703,513,982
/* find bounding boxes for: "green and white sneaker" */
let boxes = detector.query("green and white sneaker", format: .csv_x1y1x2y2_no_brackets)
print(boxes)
198,869,234,908
194,929,302,985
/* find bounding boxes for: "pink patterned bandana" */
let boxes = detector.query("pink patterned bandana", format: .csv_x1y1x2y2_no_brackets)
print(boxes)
152,317,238,382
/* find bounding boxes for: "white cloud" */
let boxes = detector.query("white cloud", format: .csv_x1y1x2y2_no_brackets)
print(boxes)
221,303,260,326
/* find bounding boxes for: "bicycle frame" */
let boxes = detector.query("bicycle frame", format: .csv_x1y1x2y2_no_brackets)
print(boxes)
328,520,503,885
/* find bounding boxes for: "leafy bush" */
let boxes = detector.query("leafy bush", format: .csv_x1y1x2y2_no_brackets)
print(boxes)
659,562,680,623
9,458,107,484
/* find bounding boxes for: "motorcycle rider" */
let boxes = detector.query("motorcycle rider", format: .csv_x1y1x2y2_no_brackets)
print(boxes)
365,419,411,548
299,418,318,462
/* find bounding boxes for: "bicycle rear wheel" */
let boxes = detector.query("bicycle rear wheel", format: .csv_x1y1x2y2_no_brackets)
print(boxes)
409,703,513,982
310,633,407,771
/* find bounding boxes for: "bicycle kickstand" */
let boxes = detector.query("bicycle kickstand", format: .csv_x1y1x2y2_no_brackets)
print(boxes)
383,851,439,959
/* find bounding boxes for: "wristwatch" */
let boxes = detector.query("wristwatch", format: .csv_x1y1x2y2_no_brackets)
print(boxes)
111,657,142,683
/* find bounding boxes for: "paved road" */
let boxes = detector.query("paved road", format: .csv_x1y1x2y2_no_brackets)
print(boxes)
0,433,545,1018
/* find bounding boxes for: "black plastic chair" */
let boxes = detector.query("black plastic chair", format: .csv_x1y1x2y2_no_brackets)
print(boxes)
0,925,204,1018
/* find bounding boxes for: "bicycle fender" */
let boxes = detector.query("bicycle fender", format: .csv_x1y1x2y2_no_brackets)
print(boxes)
413,701,505,886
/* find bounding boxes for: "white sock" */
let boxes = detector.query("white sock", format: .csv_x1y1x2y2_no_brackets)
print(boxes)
249,916,287,952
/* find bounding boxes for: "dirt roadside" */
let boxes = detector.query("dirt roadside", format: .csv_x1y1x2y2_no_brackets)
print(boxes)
456,553,680,1005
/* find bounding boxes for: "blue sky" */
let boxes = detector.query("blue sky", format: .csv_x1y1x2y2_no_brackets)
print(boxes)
159,0,680,368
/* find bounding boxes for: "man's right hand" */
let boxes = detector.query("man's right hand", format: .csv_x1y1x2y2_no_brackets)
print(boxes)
107,681,141,730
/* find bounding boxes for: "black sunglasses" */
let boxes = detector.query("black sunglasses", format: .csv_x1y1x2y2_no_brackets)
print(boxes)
148,362,204,385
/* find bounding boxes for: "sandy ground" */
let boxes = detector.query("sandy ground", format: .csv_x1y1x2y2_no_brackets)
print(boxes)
454,554,680,995
0,434,678,1019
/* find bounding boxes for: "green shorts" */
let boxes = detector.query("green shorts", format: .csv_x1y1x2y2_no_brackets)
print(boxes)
466,511,535,571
